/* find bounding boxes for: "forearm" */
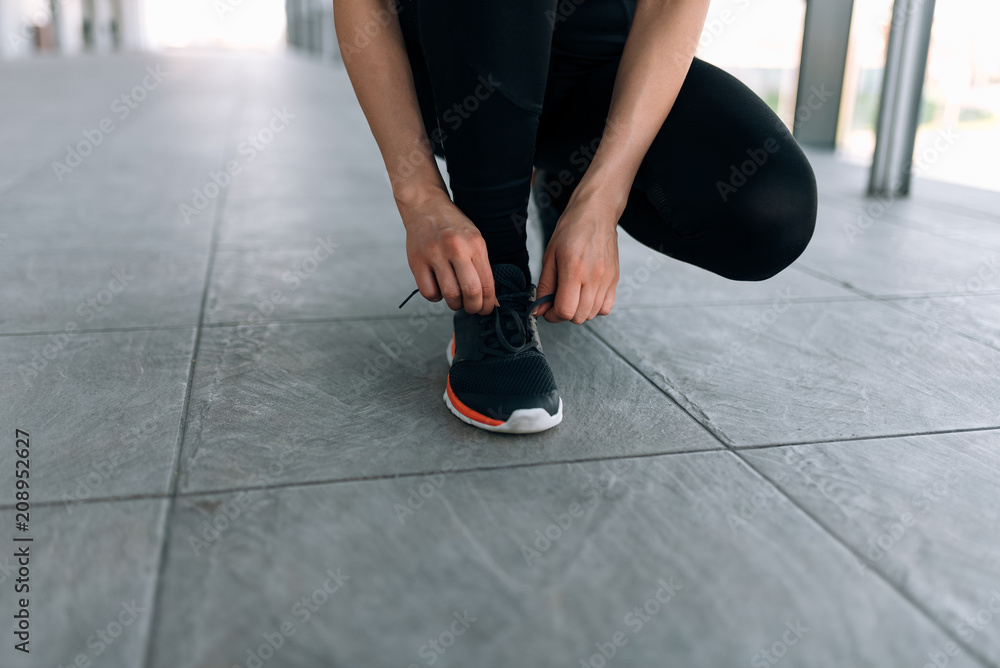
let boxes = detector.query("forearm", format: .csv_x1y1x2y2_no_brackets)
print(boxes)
574,0,711,221
333,0,446,213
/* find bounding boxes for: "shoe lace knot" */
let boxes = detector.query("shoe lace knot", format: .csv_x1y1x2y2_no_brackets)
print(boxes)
398,285,554,357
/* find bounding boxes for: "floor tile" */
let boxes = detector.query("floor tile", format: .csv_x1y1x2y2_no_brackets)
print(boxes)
205,244,409,324
888,294,1000,351
0,499,165,668
178,318,718,493
0,249,207,333
0,328,194,504
796,203,999,296
149,452,980,668
1,192,218,253
216,197,403,250
819,192,1000,253
744,430,1000,662
591,299,1000,446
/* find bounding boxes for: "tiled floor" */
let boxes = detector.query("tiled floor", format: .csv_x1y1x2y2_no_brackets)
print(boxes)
1,52,999,668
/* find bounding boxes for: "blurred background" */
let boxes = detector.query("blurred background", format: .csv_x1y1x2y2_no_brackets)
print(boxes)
1,0,997,192
3,3,1000,668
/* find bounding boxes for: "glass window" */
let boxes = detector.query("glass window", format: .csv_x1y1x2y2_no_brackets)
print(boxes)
914,0,1000,192
696,0,807,130
836,0,895,163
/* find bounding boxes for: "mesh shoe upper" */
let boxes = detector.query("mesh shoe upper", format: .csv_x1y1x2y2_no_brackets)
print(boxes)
449,264,558,408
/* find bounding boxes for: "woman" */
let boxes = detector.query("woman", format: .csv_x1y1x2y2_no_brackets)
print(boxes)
334,0,817,434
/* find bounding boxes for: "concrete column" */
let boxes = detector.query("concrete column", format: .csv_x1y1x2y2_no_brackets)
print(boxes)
307,0,320,54
0,0,31,58
320,3,338,62
55,0,86,55
116,0,147,51
287,0,303,49
794,0,856,147
92,0,114,51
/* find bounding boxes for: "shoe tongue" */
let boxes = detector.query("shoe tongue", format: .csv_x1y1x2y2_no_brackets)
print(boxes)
492,264,527,294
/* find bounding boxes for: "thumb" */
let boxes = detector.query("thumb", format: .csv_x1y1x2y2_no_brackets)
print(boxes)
534,253,557,317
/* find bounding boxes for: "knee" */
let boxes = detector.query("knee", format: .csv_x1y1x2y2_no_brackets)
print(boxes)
722,155,818,281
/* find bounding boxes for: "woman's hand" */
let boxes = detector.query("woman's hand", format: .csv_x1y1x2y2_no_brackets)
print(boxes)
534,187,621,324
401,189,497,316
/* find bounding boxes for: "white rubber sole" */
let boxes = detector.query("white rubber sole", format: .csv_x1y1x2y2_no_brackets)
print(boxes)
444,337,563,434
444,391,563,434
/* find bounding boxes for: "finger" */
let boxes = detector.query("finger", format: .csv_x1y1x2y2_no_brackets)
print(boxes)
546,261,580,323
534,252,558,318
452,256,485,315
469,243,496,315
599,283,616,316
587,286,605,321
412,262,442,302
574,283,598,324
432,262,463,311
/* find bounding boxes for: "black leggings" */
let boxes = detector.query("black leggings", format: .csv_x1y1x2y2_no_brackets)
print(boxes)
397,0,817,282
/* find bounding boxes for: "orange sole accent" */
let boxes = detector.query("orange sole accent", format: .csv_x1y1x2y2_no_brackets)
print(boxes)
446,377,505,427
450,335,456,360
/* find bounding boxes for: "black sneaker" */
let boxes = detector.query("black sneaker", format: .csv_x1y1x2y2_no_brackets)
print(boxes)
444,264,562,433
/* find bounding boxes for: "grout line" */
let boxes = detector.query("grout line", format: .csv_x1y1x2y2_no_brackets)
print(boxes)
729,451,997,668
7,288,1000,341
11,445,726,512
7,425,999,514
0,324,198,338
583,324,734,446
789,265,1000,354
730,424,1000,450
578,301,998,667
139,88,239,668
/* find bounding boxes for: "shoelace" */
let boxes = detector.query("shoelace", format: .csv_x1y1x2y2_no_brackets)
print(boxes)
398,287,554,357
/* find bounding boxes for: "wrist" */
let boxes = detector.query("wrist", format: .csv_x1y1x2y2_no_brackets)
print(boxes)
570,171,631,224
393,180,450,216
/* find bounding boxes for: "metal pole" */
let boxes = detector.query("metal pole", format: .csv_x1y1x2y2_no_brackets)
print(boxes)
868,0,937,196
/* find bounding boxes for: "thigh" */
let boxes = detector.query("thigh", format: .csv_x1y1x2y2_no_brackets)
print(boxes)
536,57,817,280
622,58,817,279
